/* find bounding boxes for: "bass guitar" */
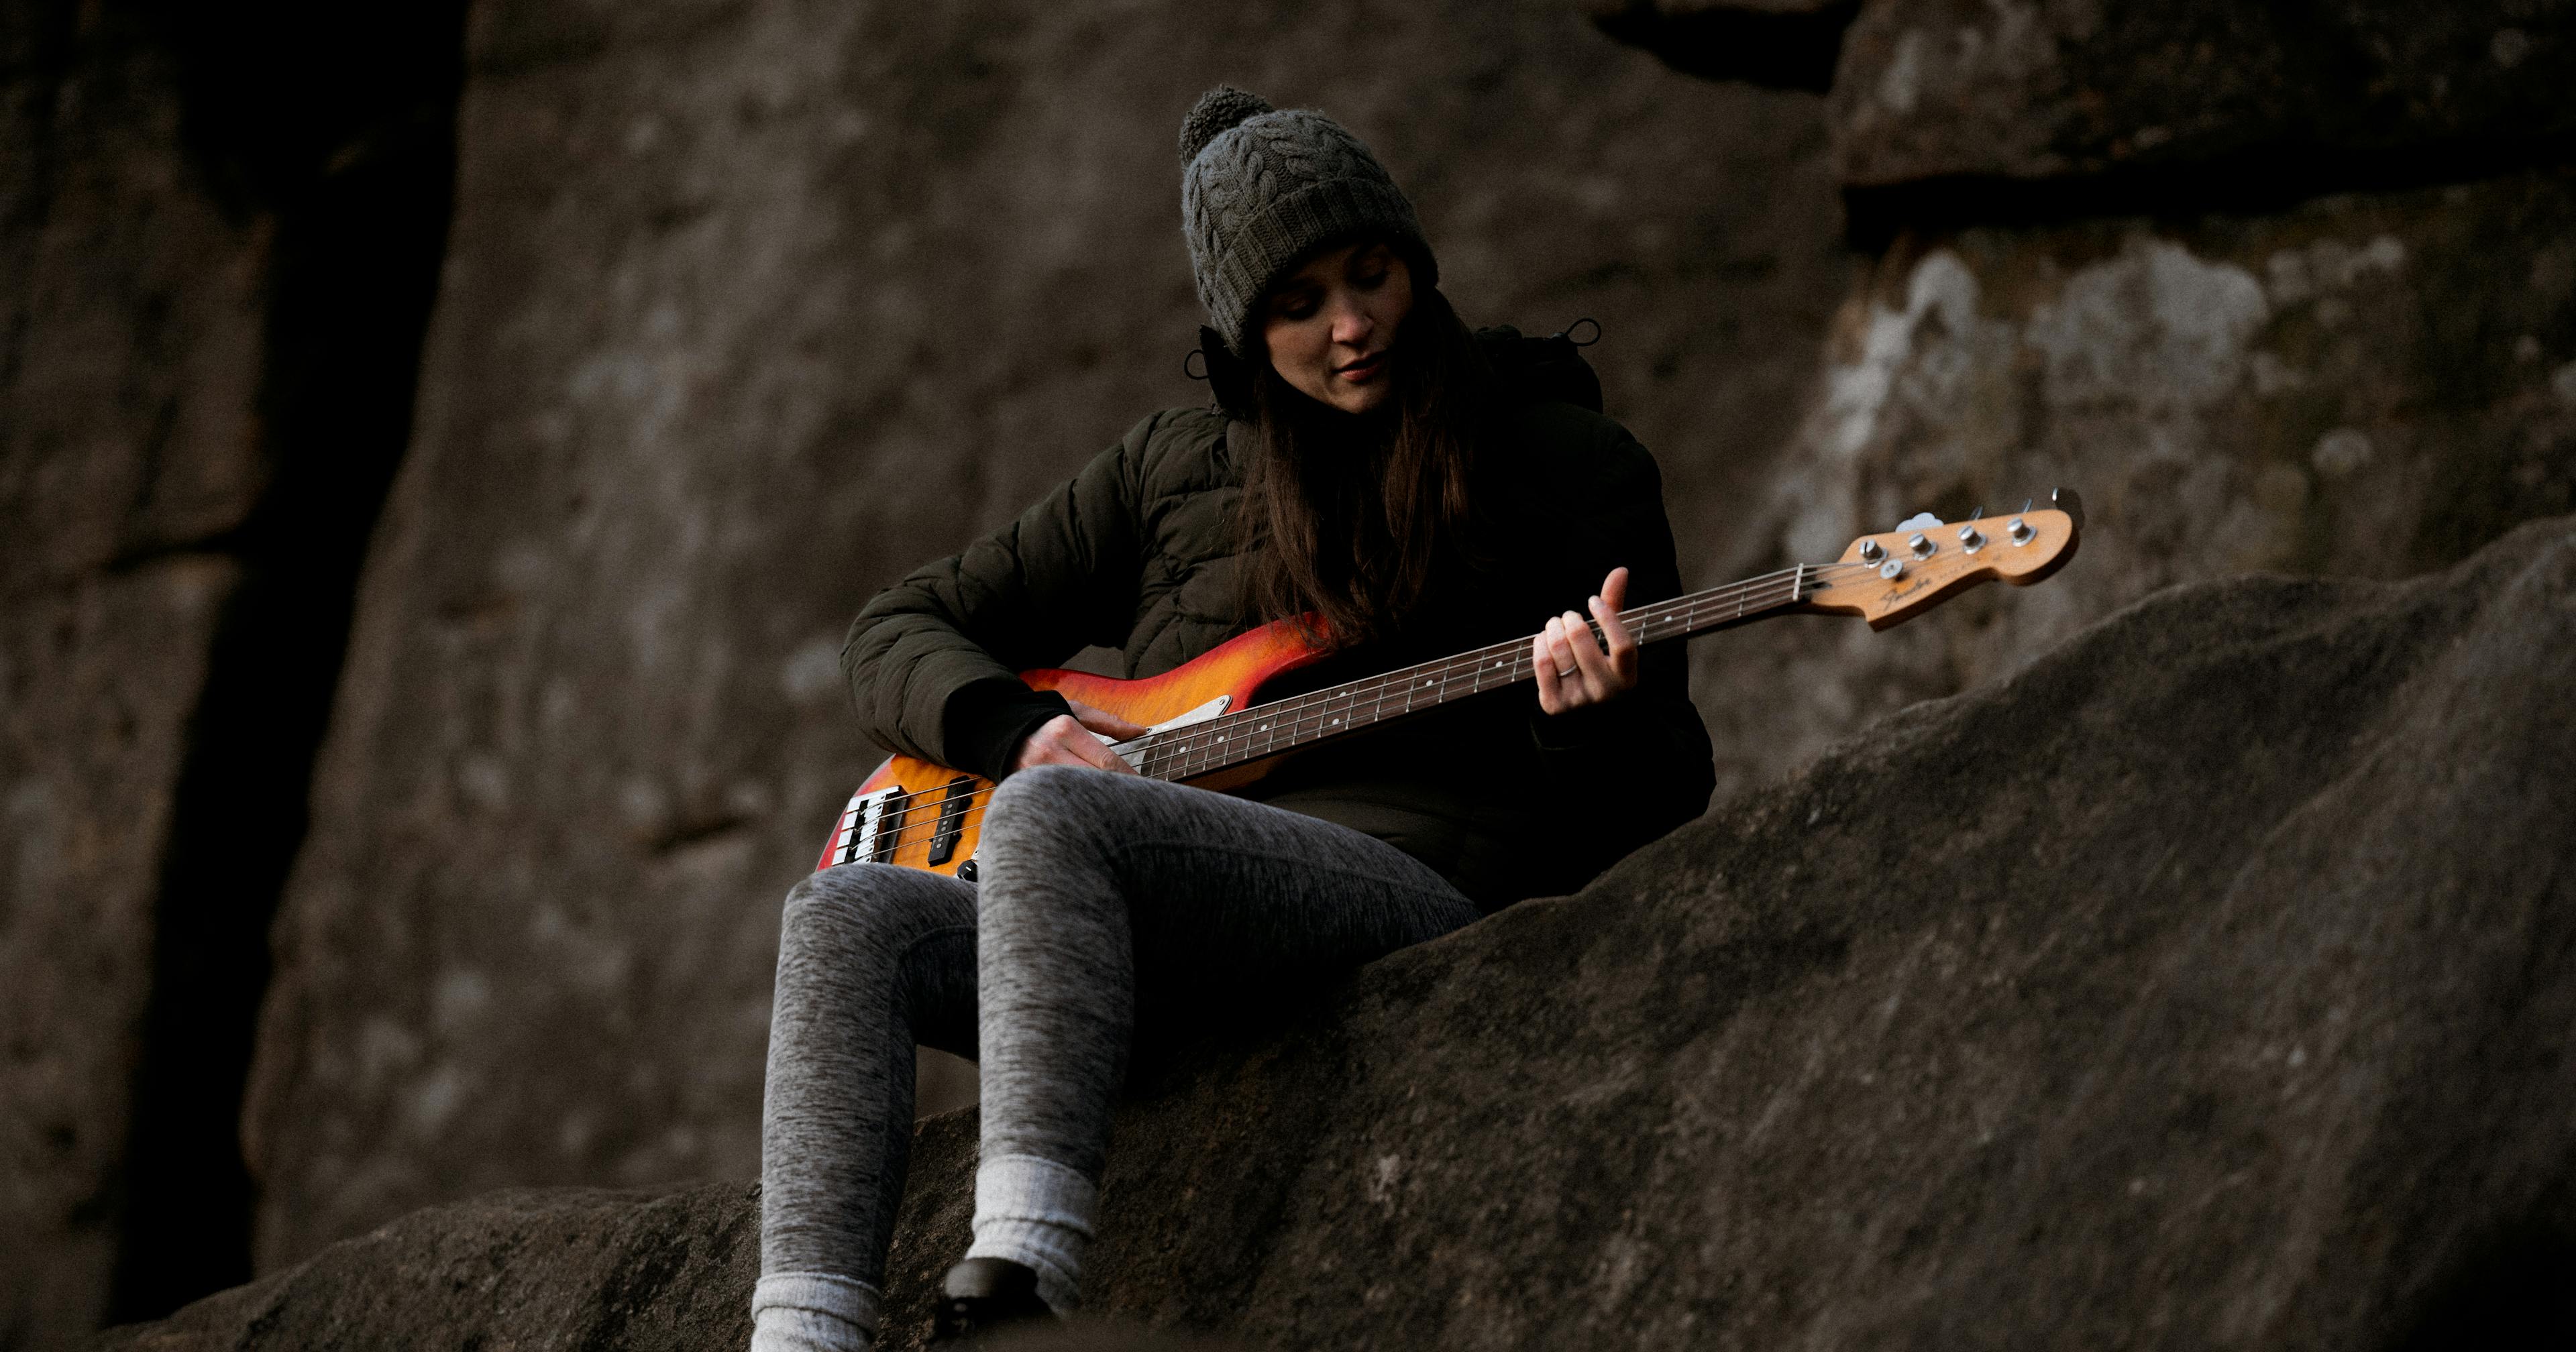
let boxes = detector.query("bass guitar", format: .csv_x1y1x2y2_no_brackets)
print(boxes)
816,492,2082,879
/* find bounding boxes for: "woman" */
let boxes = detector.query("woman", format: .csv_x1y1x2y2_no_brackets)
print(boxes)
753,87,1715,1350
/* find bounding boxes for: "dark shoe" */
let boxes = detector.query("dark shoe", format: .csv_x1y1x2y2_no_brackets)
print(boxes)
929,1257,1055,1344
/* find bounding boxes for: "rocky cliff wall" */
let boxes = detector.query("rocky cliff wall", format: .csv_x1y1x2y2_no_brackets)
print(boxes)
241,0,1847,1277
2,10,272,1337
1827,0,2576,205
0,3,460,1343
107,514,2576,1350
1599,0,2576,798
1696,170,2576,797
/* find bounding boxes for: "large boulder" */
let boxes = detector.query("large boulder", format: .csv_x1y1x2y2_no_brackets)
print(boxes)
1581,0,2576,804
95,1184,761,1352
1586,0,1865,92
1689,166,2576,799
2,567,238,1349
3,3,464,1338
1,7,273,1343
1595,0,2576,208
1829,0,2576,194
117,514,2576,1349
242,0,1847,1272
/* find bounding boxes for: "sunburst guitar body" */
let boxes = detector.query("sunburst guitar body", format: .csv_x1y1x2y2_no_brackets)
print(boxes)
817,493,2085,879
815,620,1329,879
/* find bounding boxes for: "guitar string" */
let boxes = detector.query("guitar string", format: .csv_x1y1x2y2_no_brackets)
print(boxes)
829,576,1941,859
834,565,1870,859
1126,564,1856,765
833,567,1849,859
833,532,2045,859
1122,567,1854,779
835,568,1824,847
830,558,1925,858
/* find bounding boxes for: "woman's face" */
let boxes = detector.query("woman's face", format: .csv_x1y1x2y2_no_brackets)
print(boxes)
1256,241,1414,416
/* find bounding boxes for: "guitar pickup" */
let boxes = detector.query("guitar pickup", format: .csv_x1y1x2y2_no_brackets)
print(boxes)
827,785,914,867
926,775,976,865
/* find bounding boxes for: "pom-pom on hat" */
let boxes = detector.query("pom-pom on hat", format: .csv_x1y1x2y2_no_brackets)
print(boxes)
1177,85,1436,355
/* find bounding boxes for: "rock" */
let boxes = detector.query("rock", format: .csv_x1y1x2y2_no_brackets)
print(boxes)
1690,166,2576,801
1,561,240,1350
114,514,2576,1349
1829,0,2576,196
243,0,1847,1271
93,1168,1222,1352
5,1,470,1337
1,5,274,1343
95,1184,761,1352
1588,0,1863,92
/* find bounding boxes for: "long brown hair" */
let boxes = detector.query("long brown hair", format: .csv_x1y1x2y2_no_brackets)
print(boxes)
1236,282,1494,650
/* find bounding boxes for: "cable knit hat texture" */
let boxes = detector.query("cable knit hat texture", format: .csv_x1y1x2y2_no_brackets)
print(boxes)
1177,86,1436,354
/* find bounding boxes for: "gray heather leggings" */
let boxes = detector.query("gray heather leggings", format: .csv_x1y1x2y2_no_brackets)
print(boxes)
759,765,1479,1314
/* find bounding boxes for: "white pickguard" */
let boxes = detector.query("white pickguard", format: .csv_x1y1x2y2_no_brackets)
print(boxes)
1101,694,1230,758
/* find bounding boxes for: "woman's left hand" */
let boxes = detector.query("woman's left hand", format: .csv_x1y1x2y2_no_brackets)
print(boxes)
1534,566,1640,716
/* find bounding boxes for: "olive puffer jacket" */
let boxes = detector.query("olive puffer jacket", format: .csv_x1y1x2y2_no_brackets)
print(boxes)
840,341,1715,907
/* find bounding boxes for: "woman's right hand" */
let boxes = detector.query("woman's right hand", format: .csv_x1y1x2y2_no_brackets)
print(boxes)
1011,699,1147,775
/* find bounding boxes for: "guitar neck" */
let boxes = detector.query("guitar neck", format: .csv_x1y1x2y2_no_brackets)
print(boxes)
1122,563,1821,783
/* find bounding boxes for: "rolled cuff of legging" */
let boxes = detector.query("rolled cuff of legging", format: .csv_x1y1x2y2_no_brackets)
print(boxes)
963,1151,1097,1312
751,1271,881,1349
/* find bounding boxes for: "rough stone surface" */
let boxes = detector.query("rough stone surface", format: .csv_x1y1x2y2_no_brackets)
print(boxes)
1599,0,1849,13
1589,0,1864,92
1,563,239,1351
113,516,2576,1349
245,0,1846,1271
1690,167,2576,800
0,5,272,1343
96,1184,761,1352
1829,0,2576,192
7,3,462,1336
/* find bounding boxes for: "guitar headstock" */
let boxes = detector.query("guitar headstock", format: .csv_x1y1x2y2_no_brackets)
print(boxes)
1800,489,2083,630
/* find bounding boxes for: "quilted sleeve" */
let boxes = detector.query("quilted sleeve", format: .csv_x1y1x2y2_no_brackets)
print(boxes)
837,412,1165,772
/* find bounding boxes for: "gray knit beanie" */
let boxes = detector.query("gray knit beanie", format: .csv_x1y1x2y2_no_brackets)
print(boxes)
1177,86,1437,355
